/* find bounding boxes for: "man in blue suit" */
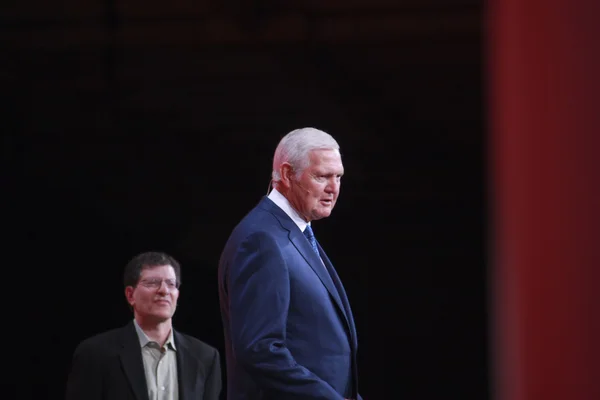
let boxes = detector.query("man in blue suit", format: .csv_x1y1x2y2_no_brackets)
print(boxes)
218,128,362,400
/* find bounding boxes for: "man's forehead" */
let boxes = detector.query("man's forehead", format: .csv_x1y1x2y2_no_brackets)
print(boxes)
140,264,175,276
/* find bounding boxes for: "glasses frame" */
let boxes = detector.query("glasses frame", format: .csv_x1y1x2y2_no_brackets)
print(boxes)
137,278,180,291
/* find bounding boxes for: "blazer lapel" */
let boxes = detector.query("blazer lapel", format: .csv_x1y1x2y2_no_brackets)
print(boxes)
261,196,352,334
290,229,346,311
175,331,198,400
119,322,150,400
320,248,358,348
319,244,360,397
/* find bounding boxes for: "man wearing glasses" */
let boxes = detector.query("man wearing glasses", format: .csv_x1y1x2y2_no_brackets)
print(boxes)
66,251,222,400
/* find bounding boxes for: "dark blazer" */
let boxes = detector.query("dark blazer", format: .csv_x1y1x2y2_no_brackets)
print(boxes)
218,197,361,400
65,321,222,400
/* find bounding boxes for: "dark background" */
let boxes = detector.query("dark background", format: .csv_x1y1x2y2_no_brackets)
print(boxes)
3,0,486,399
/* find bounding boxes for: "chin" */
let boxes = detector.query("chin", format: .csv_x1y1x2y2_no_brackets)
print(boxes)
313,211,331,220
152,312,173,320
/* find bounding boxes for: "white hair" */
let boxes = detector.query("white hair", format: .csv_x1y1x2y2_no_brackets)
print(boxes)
271,127,340,182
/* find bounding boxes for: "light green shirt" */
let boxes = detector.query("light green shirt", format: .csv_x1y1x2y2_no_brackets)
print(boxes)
133,319,179,400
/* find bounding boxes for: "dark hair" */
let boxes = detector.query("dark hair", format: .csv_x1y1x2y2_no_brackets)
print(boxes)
123,251,182,289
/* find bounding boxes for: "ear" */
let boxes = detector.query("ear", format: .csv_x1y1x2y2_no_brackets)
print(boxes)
125,286,135,307
279,162,295,188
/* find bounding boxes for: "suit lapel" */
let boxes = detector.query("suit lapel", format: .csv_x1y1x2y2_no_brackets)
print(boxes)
319,243,360,396
290,230,346,312
319,248,358,349
119,322,150,400
260,196,360,395
261,196,354,336
175,331,198,400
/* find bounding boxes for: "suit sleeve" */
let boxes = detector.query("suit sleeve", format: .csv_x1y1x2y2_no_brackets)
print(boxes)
65,341,103,400
227,231,344,400
203,347,222,400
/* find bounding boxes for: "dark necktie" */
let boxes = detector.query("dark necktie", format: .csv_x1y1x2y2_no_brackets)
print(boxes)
303,224,320,257
303,225,342,304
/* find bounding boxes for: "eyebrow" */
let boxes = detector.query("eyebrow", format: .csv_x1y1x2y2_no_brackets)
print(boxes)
143,277,176,281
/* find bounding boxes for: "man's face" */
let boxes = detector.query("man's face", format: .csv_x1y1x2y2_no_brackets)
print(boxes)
288,149,344,222
125,265,179,324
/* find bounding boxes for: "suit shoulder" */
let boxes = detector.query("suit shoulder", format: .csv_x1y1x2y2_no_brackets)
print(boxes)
71,327,124,357
230,212,285,244
234,201,285,233
177,332,219,357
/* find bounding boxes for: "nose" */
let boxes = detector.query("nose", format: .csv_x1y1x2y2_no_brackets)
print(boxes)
325,177,340,193
157,281,170,293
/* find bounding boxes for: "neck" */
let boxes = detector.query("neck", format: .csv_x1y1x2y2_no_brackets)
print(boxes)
274,186,311,223
136,317,173,347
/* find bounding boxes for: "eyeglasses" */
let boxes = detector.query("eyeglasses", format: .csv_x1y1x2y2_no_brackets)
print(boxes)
138,278,180,290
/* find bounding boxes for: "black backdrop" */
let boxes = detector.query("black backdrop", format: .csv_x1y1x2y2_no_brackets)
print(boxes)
3,2,486,399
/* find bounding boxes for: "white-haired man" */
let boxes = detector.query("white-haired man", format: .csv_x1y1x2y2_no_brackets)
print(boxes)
218,128,362,400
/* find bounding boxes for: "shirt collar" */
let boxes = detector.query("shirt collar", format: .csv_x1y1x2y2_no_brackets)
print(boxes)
133,319,177,351
268,188,310,232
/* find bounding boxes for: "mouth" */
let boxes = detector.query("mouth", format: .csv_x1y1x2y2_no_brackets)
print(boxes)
320,199,333,206
155,300,170,305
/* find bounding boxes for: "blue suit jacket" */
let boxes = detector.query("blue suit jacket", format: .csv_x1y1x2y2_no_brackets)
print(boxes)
218,197,361,400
